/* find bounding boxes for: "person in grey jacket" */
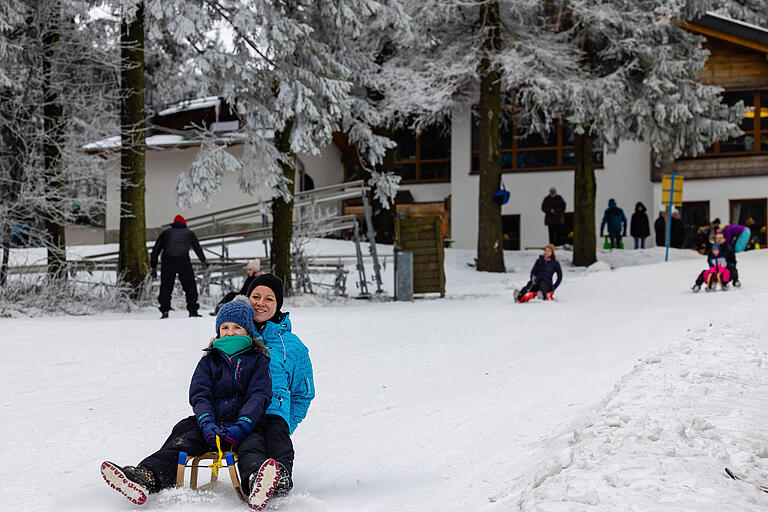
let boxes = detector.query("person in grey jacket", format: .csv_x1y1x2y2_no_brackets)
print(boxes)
150,214,208,318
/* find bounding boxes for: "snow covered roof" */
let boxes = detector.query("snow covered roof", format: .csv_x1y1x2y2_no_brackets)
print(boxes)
689,12,768,52
82,132,248,152
157,96,221,117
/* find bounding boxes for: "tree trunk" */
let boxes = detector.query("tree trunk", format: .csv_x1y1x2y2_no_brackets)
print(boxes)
272,118,296,295
572,131,597,266
372,125,396,244
476,0,505,272
42,1,66,279
118,1,149,295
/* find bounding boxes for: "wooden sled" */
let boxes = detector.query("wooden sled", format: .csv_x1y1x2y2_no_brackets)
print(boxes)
176,451,247,502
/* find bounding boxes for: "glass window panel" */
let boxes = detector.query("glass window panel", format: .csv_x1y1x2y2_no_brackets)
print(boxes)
518,150,557,168
500,121,515,150
562,122,575,145
471,153,479,172
592,147,604,166
562,149,575,166
420,125,450,160
723,91,756,131
394,128,416,161
392,163,416,181
719,135,754,153
420,162,450,180
761,93,768,131
761,133,768,152
517,127,557,148
501,151,514,170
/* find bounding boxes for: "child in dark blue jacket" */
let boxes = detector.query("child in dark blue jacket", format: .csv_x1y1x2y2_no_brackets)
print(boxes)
515,244,563,302
101,301,279,510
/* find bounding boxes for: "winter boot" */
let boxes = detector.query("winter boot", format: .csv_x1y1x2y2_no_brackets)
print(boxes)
189,311,202,318
733,279,742,288
272,462,293,498
247,459,280,511
160,312,169,319
100,461,157,506
519,291,537,303
721,281,729,291
691,284,701,293
513,289,521,303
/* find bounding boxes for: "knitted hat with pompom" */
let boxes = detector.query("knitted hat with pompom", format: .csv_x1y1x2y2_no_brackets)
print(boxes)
215,299,257,337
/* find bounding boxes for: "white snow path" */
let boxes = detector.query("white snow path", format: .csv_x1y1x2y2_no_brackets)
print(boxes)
1,247,767,511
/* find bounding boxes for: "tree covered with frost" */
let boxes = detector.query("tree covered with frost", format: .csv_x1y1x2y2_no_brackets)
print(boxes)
544,0,743,266
717,0,768,25
383,0,742,268
144,0,409,289
0,0,119,284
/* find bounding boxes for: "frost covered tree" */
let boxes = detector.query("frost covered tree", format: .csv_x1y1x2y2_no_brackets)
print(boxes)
380,0,573,272
150,0,407,292
718,0,768,25
0,0,118,284
545,0,743,266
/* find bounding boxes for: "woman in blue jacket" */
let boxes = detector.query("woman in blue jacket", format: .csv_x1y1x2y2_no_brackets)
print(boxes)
247,274,315,498
100,301,280,511
514,244,563,302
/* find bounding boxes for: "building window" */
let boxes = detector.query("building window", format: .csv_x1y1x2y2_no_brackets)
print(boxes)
391,125,451,183
471,114,603,173
730,198,767,247
698,90,768,157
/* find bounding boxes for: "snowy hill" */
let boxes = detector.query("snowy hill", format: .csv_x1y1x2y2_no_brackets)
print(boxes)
3,244,768,511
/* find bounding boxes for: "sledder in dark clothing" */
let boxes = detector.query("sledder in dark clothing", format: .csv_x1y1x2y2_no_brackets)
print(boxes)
515,244,563,302
101,301,281,510
150,214,208,318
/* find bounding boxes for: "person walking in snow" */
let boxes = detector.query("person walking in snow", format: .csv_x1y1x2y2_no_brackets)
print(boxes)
246,273,315,498
600,199,627,249
210,259,263,316
100,300,281,510
514,244,563,302
541,187,566,246
630,202,650,249
150,214,208,319
692,230,740,292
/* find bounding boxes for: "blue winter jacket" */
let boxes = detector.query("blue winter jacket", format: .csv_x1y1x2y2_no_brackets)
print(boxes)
189,342,272,428
600,200,627,235
258,313,315,434
531,256,563,289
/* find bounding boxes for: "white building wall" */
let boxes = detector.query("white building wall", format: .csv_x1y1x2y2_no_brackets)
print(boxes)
652,175,768,226
449,109,656,250
298,145,343,187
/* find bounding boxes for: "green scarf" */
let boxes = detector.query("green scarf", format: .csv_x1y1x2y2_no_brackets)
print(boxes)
212,335,252,356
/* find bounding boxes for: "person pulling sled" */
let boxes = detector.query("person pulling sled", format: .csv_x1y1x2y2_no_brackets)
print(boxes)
514,244,563,302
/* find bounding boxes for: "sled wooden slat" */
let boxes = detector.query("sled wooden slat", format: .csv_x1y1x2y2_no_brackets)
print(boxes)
176,451,246,502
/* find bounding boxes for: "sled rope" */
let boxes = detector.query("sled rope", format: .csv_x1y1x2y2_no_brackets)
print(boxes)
209,435,224,477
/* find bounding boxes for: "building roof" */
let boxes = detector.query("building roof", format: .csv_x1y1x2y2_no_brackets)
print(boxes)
685,12,768,53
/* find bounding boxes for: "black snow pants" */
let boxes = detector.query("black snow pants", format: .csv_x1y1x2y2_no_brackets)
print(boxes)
518,278,553,298
264,414,294,475
158,257,199,314
139,416,269,493
608,231,622,249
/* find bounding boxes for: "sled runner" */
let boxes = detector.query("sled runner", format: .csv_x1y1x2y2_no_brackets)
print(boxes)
176,450,247,502
724,467,768,493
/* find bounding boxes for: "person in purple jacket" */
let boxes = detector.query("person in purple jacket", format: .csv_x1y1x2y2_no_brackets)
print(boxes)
723,223,751,253
100,301,281,511
514,244,563,302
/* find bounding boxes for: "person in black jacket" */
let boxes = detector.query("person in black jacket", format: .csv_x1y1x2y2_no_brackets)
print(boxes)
514,244,563,302
150,214,208,318
630,202,650,249
670,209,685,248
654,207,667,247
541,188,566,246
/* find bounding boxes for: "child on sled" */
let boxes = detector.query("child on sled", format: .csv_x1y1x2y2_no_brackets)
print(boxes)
692,243,731,292
514,244,563,302
101,300,280,510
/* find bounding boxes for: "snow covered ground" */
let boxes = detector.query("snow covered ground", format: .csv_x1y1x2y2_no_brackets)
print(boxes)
3,242,768,511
